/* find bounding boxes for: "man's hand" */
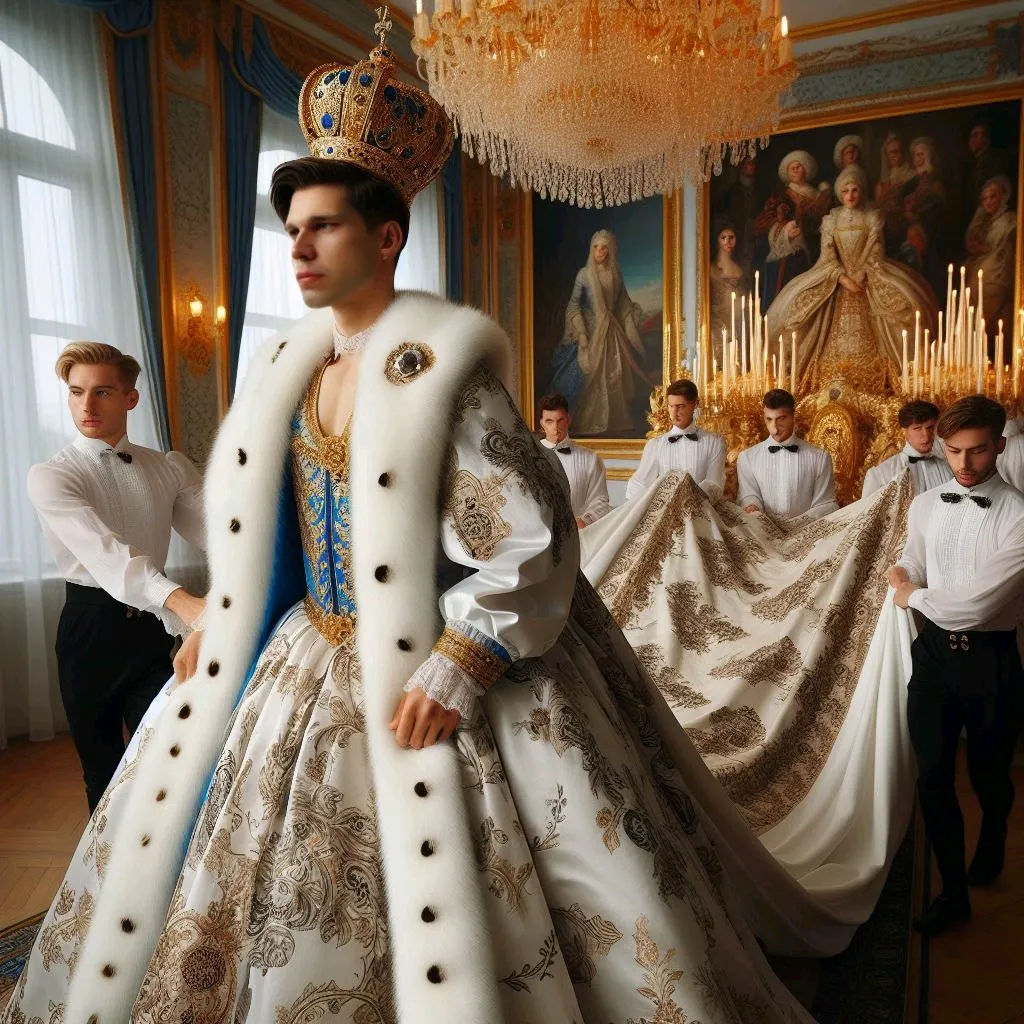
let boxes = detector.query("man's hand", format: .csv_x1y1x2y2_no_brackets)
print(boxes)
165,587,206,626
893,581,920,609
390,688,461,749
886,565,910,588
173,629,203,683
743,504,761,514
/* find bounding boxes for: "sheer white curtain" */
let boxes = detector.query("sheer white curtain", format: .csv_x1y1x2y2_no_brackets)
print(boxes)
0,2,164,746
236,107,445,389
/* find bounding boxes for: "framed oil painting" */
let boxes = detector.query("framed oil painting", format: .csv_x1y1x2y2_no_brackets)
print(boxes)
518,191,683,457
701,95,1023,371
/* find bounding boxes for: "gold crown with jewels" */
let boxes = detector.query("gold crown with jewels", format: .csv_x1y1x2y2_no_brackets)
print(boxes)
297,8,454,208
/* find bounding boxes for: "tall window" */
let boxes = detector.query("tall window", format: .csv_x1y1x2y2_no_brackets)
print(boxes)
236,106,446,390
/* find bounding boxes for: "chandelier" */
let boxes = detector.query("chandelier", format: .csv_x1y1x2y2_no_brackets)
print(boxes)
411,0,796,207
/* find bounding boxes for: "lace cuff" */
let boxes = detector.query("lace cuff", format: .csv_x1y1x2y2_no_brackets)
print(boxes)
403,651,486,719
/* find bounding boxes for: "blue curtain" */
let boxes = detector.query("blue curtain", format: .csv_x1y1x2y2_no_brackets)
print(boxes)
220,11,304,395
56,0,170,449
442,146,463,304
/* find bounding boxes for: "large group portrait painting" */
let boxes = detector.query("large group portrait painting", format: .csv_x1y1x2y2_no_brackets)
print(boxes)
531,194,665,440
708,98,1022,390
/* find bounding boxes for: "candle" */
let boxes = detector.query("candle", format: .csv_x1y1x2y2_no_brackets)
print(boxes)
779,15,792,63
414,0,430,38
945,264,954,348
937,312,943,364
730,292,736,358
778,334,784,387
997,319,1005,397
914,310,921,395
902,329,909,393
742,299,749,384
790,332,797,395
951,290,959,366
977,269,984,344
713,357,719,405
976,316,984,393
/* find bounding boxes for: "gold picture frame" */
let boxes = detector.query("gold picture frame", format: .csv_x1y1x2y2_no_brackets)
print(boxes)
516,190,684,460
698,86,1024,365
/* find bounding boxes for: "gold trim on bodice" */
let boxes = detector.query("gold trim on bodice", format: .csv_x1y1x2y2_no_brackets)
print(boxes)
290,360,356,647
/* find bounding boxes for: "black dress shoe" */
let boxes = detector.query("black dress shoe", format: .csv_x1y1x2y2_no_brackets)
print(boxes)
968,825,1007,886
913,893,971,936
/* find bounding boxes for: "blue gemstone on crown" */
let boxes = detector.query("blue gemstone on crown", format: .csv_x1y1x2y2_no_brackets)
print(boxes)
340,70,350,84
359,72,372,86
404,97,417,114
326,146,334,154
384,85,397,102
321,113,334,129
323,71,337,84
401,146,414,159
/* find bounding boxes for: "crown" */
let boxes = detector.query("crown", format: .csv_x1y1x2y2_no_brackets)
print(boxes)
297,12,454,208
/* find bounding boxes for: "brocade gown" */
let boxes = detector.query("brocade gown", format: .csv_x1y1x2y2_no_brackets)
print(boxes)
3,367,810,1024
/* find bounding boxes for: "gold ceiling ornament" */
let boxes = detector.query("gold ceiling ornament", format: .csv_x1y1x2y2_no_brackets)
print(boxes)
411,0,798,208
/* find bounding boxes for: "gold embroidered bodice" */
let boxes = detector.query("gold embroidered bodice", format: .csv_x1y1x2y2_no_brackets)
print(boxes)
290,362,356,645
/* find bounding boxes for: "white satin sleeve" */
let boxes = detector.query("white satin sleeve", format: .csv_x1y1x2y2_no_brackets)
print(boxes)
896,494,927,585
580,454,611,524
427,370,580,691
907,538,1024,630
701,433,727,497
805,451,839,519
626,437,661,500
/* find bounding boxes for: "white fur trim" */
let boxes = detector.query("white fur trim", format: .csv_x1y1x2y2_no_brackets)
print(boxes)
64,295,511,1024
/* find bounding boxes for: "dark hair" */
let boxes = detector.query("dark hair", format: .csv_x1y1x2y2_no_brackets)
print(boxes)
711,216,737,249
269,157,410,257
538,392,570,414
763,388,795,412
898,399,941,428
937,394,1006,442
666,379,699,403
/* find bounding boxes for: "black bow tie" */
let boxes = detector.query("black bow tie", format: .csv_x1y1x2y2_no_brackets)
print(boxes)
668,433,698,444
940,492,992,509
101,449,133,464
768,444,799,453
556,446,572,455
908,455,933,464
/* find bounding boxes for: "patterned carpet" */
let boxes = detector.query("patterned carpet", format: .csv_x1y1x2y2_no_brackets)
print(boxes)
812,823,921,1022
0,913,42,1008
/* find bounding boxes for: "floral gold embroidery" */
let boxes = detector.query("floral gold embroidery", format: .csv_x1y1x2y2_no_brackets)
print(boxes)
442,464,512,561
550,903,623,984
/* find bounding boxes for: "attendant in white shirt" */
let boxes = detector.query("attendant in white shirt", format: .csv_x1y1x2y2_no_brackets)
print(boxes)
27,343,207,811
996,429,1024,491
736,388,838,519
887,395,1024,935
537,392,610,527
862,399,953,498
626,379,726,500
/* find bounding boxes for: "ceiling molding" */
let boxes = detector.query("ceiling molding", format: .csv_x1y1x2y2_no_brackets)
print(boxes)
790,0,1017,43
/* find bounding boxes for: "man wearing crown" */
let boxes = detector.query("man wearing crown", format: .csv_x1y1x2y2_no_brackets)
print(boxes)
3,29,810,1024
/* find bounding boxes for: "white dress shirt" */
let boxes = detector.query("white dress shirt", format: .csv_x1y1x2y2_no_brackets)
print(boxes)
897,471,1024,631
997,432,1024,492
540,436,611,524
862,442,954,498
736,435,838,520
625,424,727,500
27,434,205,629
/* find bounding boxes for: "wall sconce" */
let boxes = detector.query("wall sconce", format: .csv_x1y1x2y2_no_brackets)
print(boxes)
179,282,226,376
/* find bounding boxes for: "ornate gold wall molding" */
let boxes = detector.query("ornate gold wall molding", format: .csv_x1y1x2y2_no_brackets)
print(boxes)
790,0,1018,43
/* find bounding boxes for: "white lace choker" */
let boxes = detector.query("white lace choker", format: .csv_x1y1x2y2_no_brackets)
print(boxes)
332,321,372,357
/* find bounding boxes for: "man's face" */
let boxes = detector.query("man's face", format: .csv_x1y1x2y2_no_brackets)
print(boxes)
885,139,903,168
969,125,990,156
667,394,697,429
981,182,1004,216
841,144,860,167
764,406,794,442
67,363,137,442
286,184,397,308
942,426,1004,487
739,158,756,179
539,408,571,444
904,419,937,455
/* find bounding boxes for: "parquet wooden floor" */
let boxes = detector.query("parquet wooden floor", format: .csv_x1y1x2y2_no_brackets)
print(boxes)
1,734,1021,1022
0,735,88,930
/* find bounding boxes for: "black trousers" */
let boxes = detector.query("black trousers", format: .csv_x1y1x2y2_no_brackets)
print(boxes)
56,582,174,812
907,619,1024,897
